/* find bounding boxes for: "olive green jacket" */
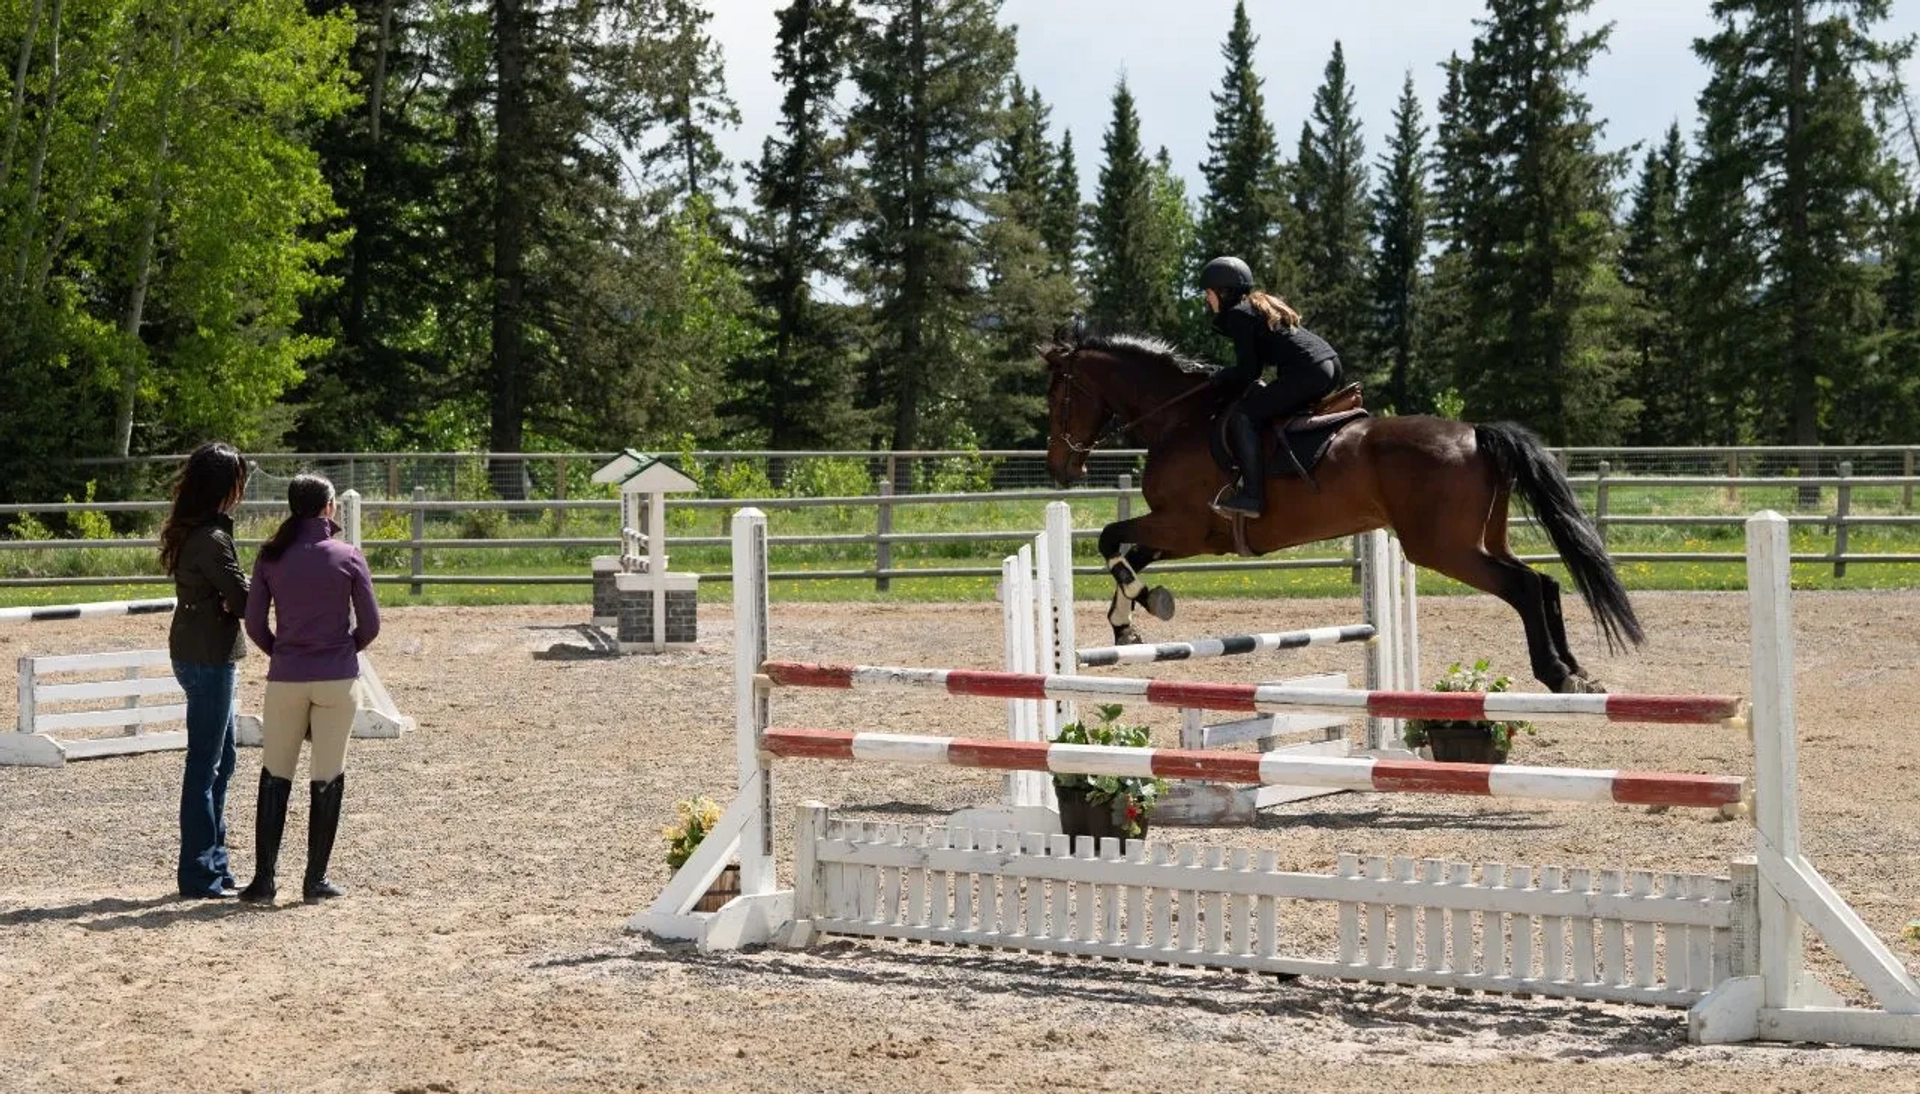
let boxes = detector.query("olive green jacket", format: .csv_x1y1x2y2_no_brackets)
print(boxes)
168,513,249,664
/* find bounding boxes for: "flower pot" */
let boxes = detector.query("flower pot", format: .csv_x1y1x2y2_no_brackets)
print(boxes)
692,863,741,913
1055,785,1149,851
1422,724,1509,765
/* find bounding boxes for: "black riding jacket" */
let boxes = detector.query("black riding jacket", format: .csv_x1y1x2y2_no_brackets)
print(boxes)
1208,300,1341,399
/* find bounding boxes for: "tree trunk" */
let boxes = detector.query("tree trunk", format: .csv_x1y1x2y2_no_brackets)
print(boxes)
890,0,927,493
0,0,44,187
8,0,62,302
489,0,532,499
345,0,398,348
115,21,183,459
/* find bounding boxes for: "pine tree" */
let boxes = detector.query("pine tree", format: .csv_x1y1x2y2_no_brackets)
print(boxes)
1193,1,1281,268
1088,77,1177,336
633,0,744,205
976,77,1079,446
734,0,865,451
1290,41,1371,360
1368,72,1429,413
848,0,1017,460
1688,0,1908,446
1446,0,1629,443
1619,123,1696,443
1041,130,1083,282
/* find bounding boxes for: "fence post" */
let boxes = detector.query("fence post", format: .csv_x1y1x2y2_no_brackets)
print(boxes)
1833,461,1851,579
875,479,893,593
1594,460,1611,546
553,456,568,533
409,485,427,597
1116,473,1131,523
1905,447,1915,512
1726,451,1739,505
386,457,400,500
340,490,362,549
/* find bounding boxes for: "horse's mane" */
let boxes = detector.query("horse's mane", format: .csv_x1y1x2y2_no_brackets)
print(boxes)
1073,332,1215,376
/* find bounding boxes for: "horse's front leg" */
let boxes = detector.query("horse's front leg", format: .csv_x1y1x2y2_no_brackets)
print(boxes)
1097,521,1173,646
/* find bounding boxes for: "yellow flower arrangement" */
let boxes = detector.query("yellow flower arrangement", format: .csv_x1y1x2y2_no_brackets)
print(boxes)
662,795,723,870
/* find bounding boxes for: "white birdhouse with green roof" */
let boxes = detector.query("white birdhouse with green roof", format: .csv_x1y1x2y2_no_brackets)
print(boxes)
589,450,701,651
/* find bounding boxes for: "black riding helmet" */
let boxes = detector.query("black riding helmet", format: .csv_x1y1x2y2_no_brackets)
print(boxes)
1200,256,1254,309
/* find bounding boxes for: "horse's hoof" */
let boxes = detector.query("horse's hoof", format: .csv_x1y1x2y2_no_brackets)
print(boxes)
1114,625,1145,646
1555,673,1607,695
1141,586,1176,622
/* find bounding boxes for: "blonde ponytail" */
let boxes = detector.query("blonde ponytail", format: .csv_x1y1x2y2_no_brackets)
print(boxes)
1247,291,1301,331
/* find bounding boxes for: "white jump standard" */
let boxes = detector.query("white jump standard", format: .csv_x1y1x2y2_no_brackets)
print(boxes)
635,508,1920,1051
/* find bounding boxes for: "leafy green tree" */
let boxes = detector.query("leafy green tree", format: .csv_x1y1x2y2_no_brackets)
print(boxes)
0,0,354,490
1290,40,1371,358
1368,71,1429,412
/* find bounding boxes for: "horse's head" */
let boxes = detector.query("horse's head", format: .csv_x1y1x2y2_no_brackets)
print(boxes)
1039,340,1111,487
1039,331,1216,486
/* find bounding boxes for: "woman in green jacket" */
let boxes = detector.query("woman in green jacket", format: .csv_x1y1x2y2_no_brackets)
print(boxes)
158,443,251,899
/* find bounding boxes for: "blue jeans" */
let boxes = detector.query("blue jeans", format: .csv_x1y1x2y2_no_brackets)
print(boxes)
173,660,238,896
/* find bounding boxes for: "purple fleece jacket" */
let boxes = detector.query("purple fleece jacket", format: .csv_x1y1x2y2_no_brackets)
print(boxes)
245,517,381,682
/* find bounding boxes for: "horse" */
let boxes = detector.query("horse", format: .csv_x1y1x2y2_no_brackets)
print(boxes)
1039,332,1642,694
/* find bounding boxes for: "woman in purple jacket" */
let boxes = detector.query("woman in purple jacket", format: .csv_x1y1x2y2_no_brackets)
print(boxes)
238,474,381,904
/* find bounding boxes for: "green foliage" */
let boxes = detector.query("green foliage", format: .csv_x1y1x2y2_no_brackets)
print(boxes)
1194,2,1282,269
1291,41,1372,359
847,0,1017,454
1369,73,1431,414
661,795,723,870
1438,0,1631,444
1051,703,1167,836
1686,0,1909,445
1402,659,1537,753
1088,80,1186,341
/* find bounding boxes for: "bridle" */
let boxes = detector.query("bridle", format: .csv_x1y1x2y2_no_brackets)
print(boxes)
1051,354,1213,455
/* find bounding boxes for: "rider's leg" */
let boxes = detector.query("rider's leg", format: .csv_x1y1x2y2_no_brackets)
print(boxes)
1214,411,1267,517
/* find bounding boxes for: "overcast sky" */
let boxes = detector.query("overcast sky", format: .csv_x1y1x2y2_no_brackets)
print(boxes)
705,0,1920,201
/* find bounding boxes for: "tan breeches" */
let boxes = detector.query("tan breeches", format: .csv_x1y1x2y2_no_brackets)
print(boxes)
260,678,358,782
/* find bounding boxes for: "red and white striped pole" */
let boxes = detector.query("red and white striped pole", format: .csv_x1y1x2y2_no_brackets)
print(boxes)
763,727,1748,810
761,661,1747,726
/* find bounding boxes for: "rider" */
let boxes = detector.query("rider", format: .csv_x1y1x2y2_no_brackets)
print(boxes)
1200,256,1345,518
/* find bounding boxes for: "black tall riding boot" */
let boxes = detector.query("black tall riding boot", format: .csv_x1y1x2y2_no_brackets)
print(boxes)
303,773,346,902
1215,414,1267,517
238,770,293,904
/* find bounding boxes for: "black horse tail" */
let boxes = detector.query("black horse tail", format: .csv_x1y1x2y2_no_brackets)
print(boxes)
1475,422,1645,653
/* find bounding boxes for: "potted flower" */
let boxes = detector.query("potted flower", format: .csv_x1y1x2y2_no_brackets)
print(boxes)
1052,703,1167,848
661,795,737,911
1401,659,1537,764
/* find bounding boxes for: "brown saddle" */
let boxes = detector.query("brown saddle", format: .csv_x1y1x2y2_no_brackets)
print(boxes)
1210,382,1370,484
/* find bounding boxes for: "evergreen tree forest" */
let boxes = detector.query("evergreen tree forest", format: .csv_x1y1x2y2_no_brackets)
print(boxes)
2,0,1918,501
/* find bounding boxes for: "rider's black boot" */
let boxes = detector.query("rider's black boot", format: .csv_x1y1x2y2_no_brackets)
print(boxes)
1214,414,1267,518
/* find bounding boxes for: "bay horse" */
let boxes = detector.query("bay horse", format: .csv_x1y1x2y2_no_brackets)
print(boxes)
1040,333,1642,694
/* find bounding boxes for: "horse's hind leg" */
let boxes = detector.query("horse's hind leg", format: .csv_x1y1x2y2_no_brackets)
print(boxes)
1408,544,1587,694
1481,491,1596,689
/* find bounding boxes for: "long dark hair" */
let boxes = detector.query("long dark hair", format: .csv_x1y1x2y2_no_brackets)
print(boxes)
160,442,249,575
259,474,337,563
